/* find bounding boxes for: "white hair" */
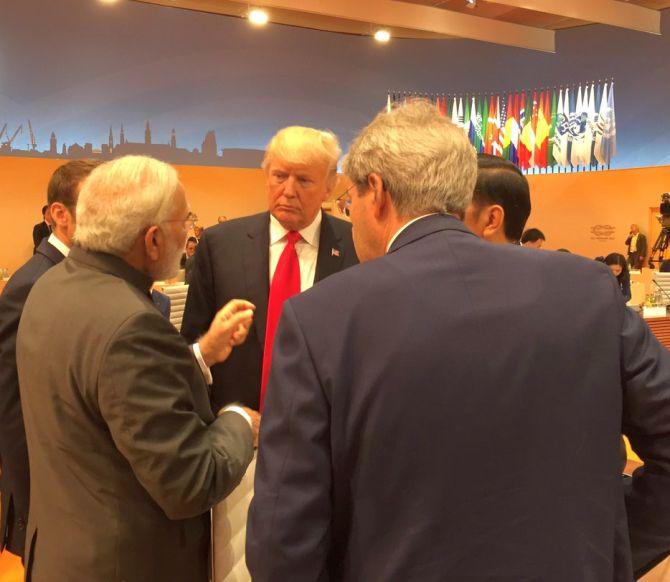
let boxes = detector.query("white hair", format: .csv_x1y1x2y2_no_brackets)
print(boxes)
75,155,180,255
343,100,477,218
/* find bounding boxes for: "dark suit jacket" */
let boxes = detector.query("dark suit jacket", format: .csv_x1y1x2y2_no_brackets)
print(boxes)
31,222,50,254
0,238,64,558
247,214,670,581
16,247,254,582
181,211,358,411
625,232,647,257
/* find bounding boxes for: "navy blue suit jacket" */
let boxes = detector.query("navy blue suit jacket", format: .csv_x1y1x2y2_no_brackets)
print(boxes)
0,238,65,558
248,214,670,581
181,211,358,411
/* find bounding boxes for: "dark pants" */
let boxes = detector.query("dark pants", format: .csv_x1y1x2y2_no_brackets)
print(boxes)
628,252,643,269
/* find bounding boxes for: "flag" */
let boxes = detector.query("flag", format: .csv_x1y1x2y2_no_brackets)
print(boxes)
386,93,392,113
594,83,608,165
484,95,494,154
519,91,536,170
599,83,617,165
502,93,513,160
458,97,464,129
586,83,597,167
468,95,477,146
570,85,588,167
492,96,503,157
463,96,471,138
546,89,557,167
480,96,489,153
451,97,459,128
553,88,568,167
509,93,520,165
518,92,531,170
535,90,551,169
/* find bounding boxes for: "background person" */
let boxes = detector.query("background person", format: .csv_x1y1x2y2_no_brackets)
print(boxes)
521,227,546,248
463,153,530,244
625,224,647,269
31,205,51,254
0,159,100,560
605,252,632,302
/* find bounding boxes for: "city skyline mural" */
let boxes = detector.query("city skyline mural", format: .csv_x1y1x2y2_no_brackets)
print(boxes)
1,0,669,170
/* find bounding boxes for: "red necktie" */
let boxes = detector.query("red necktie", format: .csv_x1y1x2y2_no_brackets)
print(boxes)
260,231,301,410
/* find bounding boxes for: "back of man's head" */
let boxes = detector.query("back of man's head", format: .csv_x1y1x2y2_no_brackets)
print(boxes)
75,155,180,256
521,228,546,247
47,159,101,212
471,154,531,244
343,99,477,218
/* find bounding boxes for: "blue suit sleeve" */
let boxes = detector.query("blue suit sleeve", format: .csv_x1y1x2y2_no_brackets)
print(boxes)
622,306,670,576
246,301,331,582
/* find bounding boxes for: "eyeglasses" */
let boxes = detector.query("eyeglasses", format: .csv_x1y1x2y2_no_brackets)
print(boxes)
161,211,199,231
336,185,356,217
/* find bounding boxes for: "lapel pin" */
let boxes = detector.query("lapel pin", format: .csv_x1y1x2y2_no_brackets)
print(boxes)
331,248,340,257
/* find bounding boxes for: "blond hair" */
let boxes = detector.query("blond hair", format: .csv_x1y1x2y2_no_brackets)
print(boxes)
262,126,341,182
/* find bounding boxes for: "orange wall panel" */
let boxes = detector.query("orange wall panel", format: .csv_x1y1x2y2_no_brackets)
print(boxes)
2,157,669,275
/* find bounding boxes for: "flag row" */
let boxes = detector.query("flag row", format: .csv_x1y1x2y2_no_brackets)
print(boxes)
387,83,617,171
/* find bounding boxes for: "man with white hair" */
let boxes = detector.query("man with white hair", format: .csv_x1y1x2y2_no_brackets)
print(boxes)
248,101,670,580
181,126,358,412
16,155,258,582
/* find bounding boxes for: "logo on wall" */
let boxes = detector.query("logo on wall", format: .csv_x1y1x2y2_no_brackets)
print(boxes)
589,224,616,242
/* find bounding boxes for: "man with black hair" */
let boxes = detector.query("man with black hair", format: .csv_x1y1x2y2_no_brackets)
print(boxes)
31,204,51,254
463,154,531,244
521,227,546,248
0,159,101,559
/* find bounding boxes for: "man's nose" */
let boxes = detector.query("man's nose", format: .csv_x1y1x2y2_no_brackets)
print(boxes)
282,176,298,197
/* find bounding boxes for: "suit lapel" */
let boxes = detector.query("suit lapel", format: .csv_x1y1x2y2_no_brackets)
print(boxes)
37,239,66,265
314,212,345,283
243,213,271,346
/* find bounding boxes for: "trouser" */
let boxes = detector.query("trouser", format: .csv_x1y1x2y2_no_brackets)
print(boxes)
628,251,643,269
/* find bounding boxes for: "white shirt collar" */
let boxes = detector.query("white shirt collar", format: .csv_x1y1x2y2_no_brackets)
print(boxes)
386,213,439,253
47,232,71,257
270,211,322,247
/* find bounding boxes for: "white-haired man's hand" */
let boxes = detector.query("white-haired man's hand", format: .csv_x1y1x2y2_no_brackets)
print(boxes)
199,299,255,367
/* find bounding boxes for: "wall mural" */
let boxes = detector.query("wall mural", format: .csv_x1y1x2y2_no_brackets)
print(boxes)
1,1,669,170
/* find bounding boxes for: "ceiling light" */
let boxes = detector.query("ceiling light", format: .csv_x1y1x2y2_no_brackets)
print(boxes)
465,0,477,8
374,29,391,43
98,0,120,4
248,8,269,26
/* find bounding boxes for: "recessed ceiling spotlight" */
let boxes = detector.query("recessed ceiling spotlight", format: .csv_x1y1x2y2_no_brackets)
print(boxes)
374,29,391,43
248,8,269,26
99,0,120,4
465,0,477,8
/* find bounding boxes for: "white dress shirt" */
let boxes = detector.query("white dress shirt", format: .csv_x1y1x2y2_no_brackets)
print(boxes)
47,232,70,257
269,212,322,292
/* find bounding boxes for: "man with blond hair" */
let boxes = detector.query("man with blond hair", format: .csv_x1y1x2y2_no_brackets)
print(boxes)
248,101,670,580
182,126,358,411
17,155,258,581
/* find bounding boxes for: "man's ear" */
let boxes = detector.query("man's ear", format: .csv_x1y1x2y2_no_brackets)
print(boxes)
144,225,162,261
367,173,389,220
49,202,68,227
482,205,505,241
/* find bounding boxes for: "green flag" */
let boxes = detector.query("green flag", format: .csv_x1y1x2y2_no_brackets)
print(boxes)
547,89,558,167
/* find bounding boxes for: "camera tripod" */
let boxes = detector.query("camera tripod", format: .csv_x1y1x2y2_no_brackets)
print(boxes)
648,227,670,269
